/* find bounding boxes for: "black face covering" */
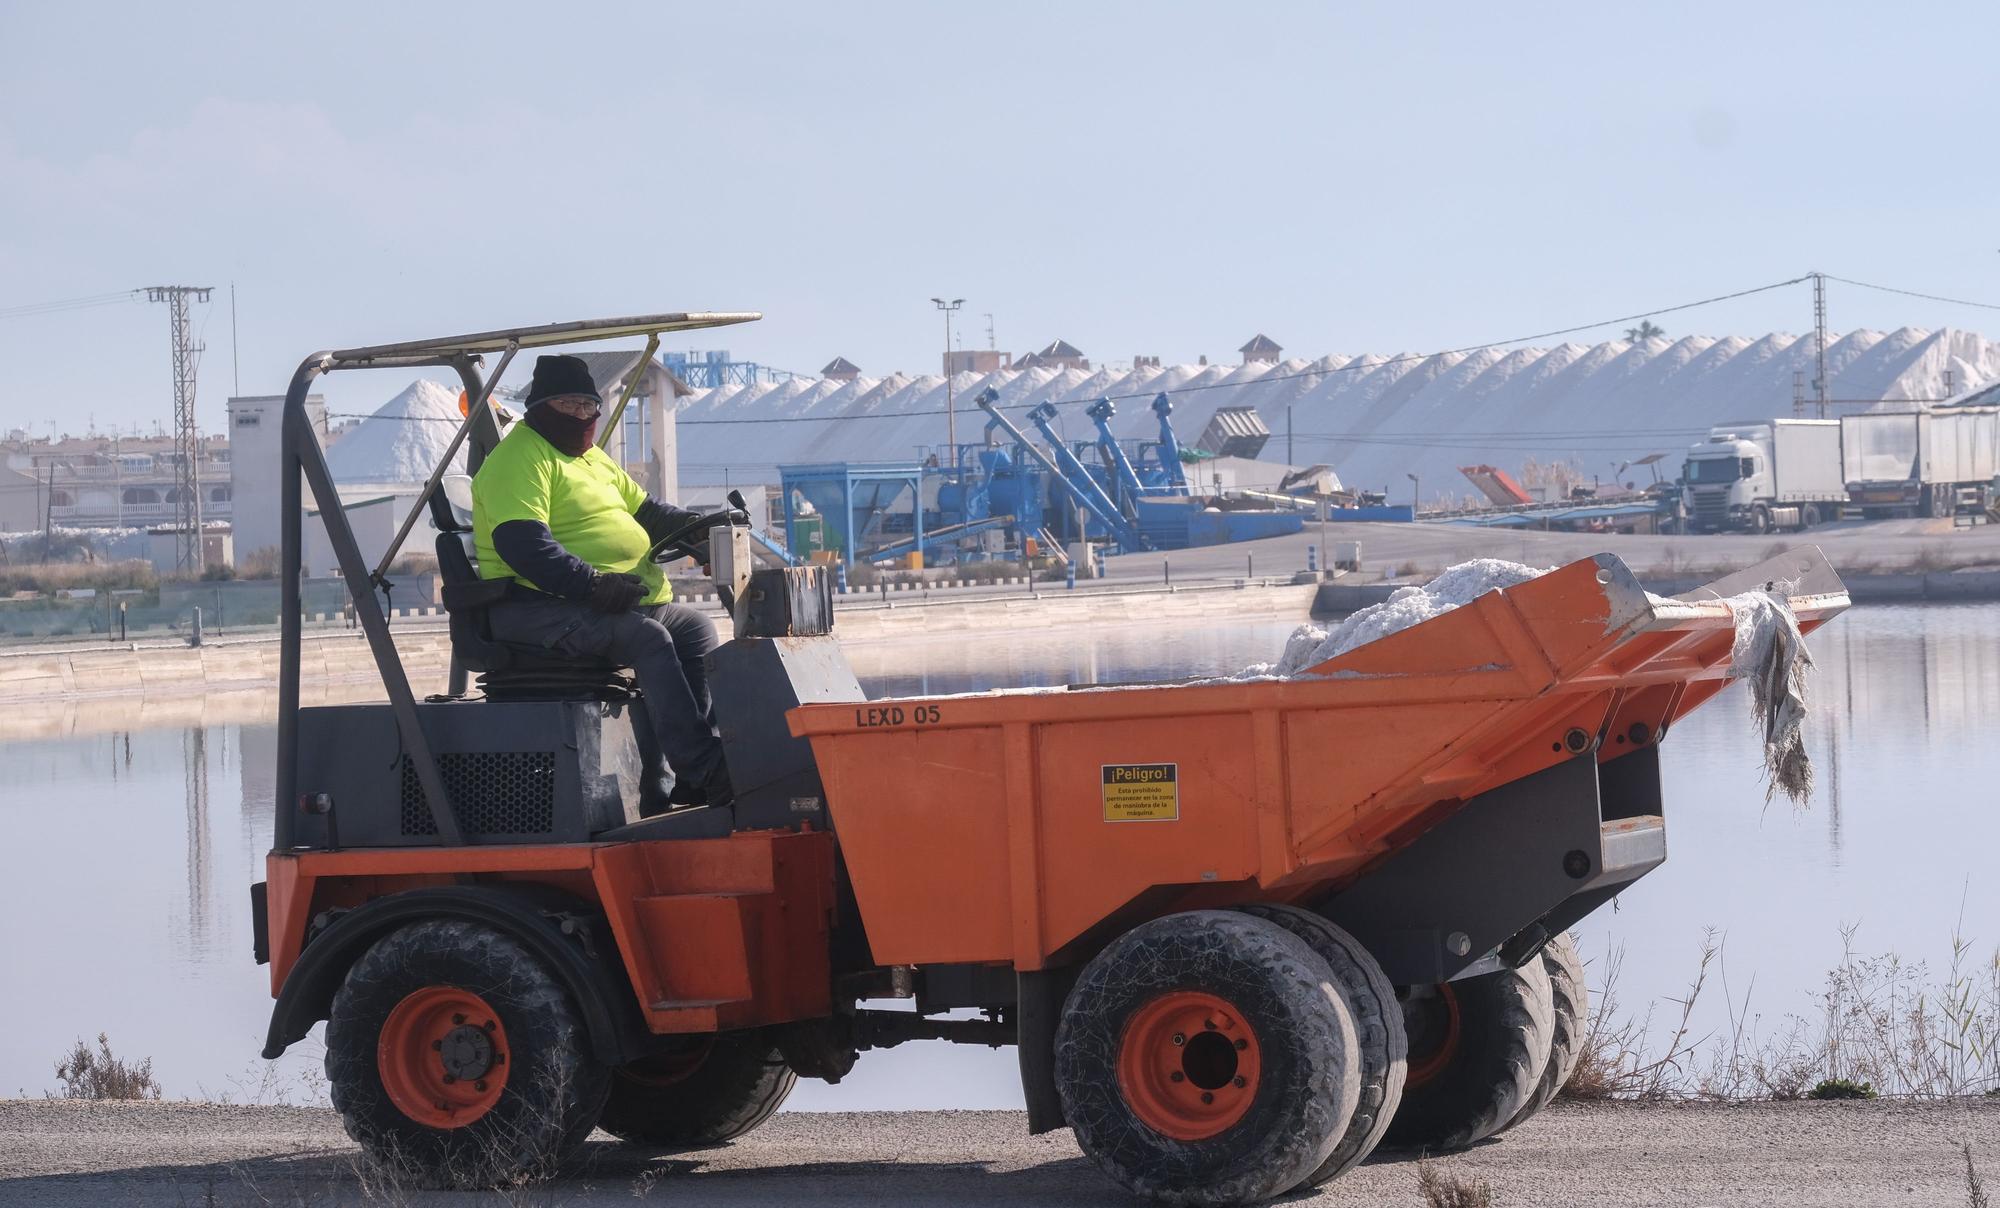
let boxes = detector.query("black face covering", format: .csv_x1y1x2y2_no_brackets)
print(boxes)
523,404,599,457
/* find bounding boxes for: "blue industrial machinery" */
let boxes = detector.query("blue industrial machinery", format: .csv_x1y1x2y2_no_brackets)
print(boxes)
777,462,926,568
1085,398,1149,510
773,387,1342,568
1014,398,1147,552
1149,393,1190,491
745,524,802,567
662,350,795,389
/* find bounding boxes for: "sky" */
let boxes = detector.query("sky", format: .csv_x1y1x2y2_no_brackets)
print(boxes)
2,0,1998,435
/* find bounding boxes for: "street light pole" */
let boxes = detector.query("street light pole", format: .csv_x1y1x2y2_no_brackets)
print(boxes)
1407,471,1420,516
932,296,964,455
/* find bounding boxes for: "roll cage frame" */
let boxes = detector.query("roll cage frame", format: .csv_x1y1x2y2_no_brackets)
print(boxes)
274,312,760,849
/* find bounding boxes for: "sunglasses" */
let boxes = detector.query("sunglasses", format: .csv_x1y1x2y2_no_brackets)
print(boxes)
543,395,602,419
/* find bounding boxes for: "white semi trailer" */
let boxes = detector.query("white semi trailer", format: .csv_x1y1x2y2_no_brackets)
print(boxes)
1841,408,2000,518
1681,419,1846,534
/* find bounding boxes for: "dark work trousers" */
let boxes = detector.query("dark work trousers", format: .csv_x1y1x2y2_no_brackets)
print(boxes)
487,597,722,789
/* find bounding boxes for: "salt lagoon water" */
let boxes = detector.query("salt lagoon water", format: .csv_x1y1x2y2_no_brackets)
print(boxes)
0,604,1993,1110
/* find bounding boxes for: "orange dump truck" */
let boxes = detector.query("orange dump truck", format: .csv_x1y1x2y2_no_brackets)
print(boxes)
254,320,1849,1206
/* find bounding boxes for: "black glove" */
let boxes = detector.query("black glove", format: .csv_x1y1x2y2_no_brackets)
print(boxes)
586,571,648,614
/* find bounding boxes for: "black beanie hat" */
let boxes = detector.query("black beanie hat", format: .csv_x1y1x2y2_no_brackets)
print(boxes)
523,354,603,408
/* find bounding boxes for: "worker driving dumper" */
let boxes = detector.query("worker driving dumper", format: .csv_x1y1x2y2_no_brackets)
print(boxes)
471,353,731,810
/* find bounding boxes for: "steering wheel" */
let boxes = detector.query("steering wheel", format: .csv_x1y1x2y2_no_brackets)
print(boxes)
647,509,745,565
649,489,755,566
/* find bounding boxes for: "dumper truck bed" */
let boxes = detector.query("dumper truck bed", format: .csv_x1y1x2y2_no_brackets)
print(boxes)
791,550,1848,971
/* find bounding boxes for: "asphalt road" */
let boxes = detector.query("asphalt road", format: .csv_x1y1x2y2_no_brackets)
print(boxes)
2,1100,1993,1206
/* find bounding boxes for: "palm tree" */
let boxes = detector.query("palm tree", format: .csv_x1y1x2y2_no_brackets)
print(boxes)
1624,321,1666,341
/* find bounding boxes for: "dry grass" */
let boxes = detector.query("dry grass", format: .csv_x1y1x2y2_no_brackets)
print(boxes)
235,545,280,579
1416,1158,1494,1208
386,552,438,577
1563,924,2000,1103
1966,1140,1991,1208
51,1033,161,1100
0,559,155,596
1517,455,1589,497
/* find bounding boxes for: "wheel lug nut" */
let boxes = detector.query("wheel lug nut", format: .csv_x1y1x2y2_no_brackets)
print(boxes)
1200,1092,1214,1104
1232,1076,1247,1088
1203,1019,1217,1030
1234,1038,1248,1050
1170,1033,1185,1047
1169,1071,1185,1083
443,1074,456,1085
475,1080,488,1091
452,1014,466,1025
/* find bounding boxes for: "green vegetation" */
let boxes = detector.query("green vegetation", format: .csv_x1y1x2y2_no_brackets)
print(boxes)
1806,1077,1877,1100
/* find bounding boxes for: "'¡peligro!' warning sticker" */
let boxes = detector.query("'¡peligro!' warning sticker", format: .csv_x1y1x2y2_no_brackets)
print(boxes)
1101,763,1178,822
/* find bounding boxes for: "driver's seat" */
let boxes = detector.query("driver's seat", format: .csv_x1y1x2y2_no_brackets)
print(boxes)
429,474,634,701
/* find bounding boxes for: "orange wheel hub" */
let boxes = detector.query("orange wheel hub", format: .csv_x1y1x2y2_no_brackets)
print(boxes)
377,986,510,1129
1404,983,1462,1090
1116,991,1262,1141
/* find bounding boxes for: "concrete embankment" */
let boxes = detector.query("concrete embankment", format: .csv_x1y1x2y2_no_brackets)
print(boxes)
0,581,1318,711
1315,566,2000,612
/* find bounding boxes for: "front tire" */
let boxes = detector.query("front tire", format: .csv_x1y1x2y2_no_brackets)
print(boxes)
1383,959,1553,1152
326,919,610,1188
598,1031,795,1148
1055,910,1361,1205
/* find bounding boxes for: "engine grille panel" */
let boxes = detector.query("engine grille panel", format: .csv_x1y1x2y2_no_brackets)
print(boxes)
399,751,557,836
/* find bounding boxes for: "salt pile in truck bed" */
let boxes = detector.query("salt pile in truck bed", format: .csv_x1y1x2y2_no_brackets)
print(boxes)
789,548,1847,975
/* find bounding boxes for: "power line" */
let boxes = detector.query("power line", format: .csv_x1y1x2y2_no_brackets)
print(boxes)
1822,274,2000,313
0,290,144,320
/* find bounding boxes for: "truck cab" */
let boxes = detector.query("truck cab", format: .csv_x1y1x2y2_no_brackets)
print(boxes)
1682,433,1769,533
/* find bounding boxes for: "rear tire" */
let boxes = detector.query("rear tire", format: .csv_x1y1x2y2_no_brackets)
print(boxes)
1383,958,1553,1152
1801,504,1823,529
1499,933,1589,1133
1233,903,1406,1185
326,919,610,1188
598,1031,795,1149
1055,909,1361,1205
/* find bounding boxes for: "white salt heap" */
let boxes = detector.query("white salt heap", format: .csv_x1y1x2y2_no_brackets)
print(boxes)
325,379,469,485
1250,559,1549,677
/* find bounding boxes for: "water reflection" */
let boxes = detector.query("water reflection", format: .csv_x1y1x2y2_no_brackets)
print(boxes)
0,605,1993,1108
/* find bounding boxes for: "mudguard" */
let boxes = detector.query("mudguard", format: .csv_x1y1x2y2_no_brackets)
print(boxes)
261,884,652,1066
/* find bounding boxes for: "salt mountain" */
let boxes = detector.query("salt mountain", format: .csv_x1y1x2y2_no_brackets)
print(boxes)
674,328,2000,498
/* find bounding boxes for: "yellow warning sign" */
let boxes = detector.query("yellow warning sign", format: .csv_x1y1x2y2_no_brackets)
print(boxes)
1101,763,1179,822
